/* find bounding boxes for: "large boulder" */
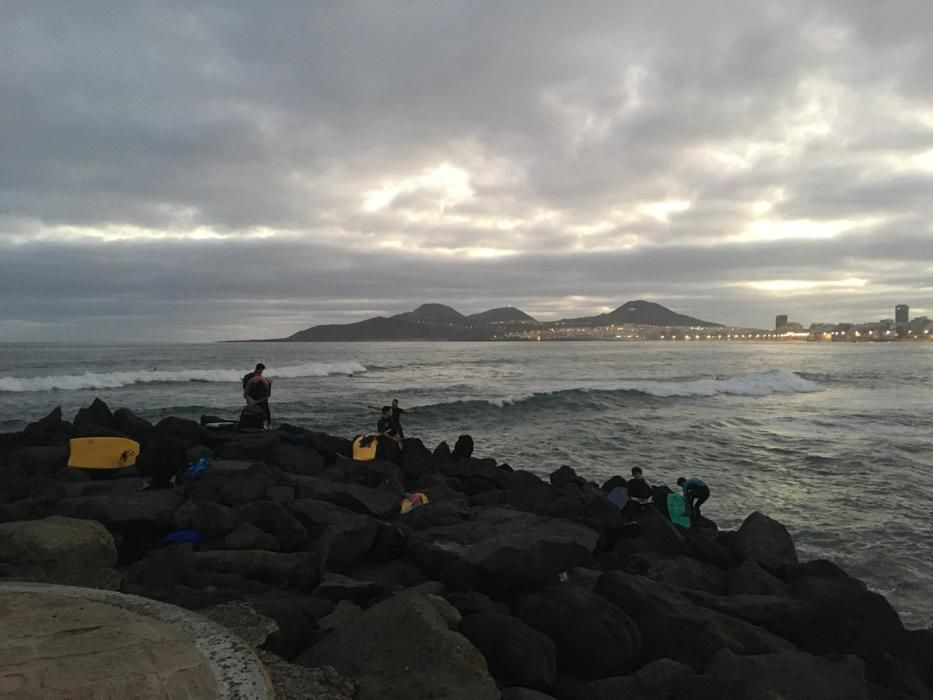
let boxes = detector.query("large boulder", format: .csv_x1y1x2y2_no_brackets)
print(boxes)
225,523,282,551
193,550,307,585
113,408,154,440
451,434,474,460
73,398,116,432
236,500,308,551
56,490,185,532
622,552,727,595
459,613,558,691
596,571,794,671
173,499,238,539
298,591,499,700
588,658,693,700
154,416,208,445
218,463,290,507
8,445,69,479
292,476,401,520
398,438,436,482
217,432,282,464
513,585,642,681
316,515,380,574
727,558,789,596
277,444,325,477
610,505,687,559
703,647,869,699
23,407,65,435
0,515,116,569
729,511,798,578
408,508,598,594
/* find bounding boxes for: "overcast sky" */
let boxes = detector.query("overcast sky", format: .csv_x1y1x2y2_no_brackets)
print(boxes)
3,2,932,341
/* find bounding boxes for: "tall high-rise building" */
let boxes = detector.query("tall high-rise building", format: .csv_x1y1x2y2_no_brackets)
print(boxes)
775,314,788,330
895,304,909,324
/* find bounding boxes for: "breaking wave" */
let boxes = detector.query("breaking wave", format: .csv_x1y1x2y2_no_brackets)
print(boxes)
0,361,367,393
422,369,822,409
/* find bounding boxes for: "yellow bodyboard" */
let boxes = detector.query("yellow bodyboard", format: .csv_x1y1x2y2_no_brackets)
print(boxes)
352,435,378,461
68,437,140,469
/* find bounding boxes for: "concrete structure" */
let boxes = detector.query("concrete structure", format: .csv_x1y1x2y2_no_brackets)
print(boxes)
0,582,272,700
895,304,909,324
775,315,788,330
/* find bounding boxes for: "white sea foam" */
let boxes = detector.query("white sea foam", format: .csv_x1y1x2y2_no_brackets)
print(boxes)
466,369,823,407
0,361,367,393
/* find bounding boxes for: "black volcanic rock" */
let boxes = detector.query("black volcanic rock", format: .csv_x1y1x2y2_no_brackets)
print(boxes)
466,307,537,324
568,299,721,328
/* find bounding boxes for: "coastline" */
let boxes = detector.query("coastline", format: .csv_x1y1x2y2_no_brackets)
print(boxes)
1,400,931,699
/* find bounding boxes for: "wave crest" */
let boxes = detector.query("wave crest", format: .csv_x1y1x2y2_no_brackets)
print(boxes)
0,361,367,393
422,369,822,409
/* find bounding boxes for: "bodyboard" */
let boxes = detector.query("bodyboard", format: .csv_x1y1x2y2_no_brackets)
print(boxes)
667,492,691,528
607,486,630,511
352,435,378,461
68,437,140,470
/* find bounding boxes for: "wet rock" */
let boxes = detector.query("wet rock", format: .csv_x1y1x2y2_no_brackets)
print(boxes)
611,504,687,559
249,597,335,660
56,490,184,532
432,440,452,463
398,438,436,481
219,462,290,507
298,591,498,700
447,590,508,617
460,612,558,691
514,585,642,681
729,511,798,578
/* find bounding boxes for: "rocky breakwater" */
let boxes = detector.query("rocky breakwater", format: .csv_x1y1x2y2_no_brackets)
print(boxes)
1,399,931,699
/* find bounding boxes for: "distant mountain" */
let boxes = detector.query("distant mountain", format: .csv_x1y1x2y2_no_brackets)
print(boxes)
466,307,537,324
283,316,488,341
567,300,722,328
393,303,467,324
266,299,720,341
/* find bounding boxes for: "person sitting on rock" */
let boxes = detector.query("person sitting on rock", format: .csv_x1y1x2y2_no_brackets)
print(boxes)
677,476,710,523
626,467,654,509
376,405,401,460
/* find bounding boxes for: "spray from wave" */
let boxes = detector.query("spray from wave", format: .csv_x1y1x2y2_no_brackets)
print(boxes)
0,361,367,393
422,369,822,409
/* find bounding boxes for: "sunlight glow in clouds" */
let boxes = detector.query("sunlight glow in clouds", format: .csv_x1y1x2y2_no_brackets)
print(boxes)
736,278,868,293
738,216,881,242
362,163,474,213
640,199,693,223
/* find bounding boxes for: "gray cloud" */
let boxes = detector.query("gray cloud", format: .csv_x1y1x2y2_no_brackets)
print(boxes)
2,1,932,340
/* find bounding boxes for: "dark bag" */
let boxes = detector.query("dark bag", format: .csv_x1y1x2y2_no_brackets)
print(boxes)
239,404,266,430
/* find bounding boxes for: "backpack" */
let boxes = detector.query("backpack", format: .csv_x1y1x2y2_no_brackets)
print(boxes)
241,371,255,391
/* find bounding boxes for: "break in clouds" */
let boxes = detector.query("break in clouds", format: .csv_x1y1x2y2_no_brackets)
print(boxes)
2,1,932,340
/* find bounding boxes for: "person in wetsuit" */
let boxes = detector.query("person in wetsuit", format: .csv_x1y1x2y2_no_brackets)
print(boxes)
376,405,401,461
367,398,415,446
626,466,654,508
677,476,710,522
244,363,273,429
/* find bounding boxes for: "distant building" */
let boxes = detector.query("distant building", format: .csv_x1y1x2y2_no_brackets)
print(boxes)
775,314,788,330
895,304,909,324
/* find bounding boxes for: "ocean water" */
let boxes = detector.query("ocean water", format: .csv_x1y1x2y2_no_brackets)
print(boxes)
1,340,931,628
